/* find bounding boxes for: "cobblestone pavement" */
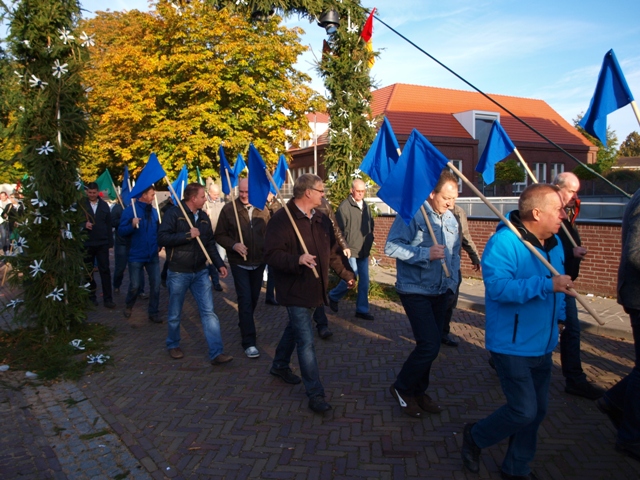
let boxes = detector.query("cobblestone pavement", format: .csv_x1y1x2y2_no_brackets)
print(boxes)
1,261,639,479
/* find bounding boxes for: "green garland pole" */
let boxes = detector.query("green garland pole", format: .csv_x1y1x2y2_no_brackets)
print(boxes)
4,0,91,331
206,0,376,203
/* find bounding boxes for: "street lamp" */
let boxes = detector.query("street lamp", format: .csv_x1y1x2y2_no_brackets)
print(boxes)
317,10,340,35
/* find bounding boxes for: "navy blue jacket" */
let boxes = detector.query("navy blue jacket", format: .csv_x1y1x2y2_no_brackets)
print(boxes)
118,201,159,263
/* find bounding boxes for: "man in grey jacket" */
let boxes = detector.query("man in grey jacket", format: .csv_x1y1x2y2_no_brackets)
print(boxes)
328,179,375,320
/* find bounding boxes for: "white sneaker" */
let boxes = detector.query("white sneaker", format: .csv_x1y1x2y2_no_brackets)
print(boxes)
245,346,260,358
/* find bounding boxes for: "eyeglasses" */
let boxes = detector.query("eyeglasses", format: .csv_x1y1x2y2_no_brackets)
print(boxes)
310,188,325,194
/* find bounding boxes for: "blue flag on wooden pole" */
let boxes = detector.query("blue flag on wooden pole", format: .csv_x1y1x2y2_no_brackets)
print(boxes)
359,117,400,186
233,154,246,187
247,144,271,209
270,154,289,194
130,153,167,198
121,165,131,206
377,129,449,224
170,165,189,204
579,49,635,144
475,121,516,185
219,145,234,195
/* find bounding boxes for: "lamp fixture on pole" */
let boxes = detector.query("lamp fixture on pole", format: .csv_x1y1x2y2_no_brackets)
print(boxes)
317,10,340,35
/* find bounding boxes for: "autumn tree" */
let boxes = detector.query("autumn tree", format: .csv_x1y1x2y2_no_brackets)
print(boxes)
81,0,321,181
619,131,640,157
0,45,24,182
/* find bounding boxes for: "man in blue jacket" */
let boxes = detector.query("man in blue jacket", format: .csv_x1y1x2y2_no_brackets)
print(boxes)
461,183,575,480
119,186,160,323
384,171,460,418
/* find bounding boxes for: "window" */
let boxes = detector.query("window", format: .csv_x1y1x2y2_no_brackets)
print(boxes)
512,164,527,194
475,118,495,159
533,163,547,183
449,160,463,192
550,163,564,182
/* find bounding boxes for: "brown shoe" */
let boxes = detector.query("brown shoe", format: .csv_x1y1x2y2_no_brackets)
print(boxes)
416,393,443,414
389,385,422,418
169,347,184,359
211,353,233,365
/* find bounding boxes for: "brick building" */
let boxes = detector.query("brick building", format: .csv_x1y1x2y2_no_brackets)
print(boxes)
289,83,597,197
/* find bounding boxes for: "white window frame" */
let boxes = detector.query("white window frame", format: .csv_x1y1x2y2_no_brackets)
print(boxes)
551,163,565,182
533,163,547,183
449,160,463,193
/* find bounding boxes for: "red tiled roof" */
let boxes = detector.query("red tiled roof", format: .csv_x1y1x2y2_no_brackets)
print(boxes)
306,112,329,123
371,83,593,147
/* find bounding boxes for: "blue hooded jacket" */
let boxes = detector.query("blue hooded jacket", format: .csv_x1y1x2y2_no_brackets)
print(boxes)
118,201,159,263
482,210,566,356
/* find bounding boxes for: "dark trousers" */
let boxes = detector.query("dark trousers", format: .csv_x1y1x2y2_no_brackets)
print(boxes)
229,264,266,349
113,243,145,293
560,295,587,386
442,272,462,336
266,266,276,303
313,305,329,329
394,292,449,396
85,244,113,304
604,308,640,444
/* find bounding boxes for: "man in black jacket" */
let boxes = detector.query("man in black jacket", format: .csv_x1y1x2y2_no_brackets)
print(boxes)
82,182,115,309
158,183,232,365
553,172,605,400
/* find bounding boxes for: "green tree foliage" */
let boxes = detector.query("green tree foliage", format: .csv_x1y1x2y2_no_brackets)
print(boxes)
0,45,24,182
81,0,321,181
206,0,376,202
573,114,618,177
619,131,640,157
4,0,90,331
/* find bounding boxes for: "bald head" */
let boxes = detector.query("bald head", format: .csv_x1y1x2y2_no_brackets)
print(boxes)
238,178,249,205
553,172,580,208
519,183,566,242
208,183,220,200
351,179,366,202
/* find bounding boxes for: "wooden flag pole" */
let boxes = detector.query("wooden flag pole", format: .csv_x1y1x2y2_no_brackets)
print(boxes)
631,100,640,129
110,179,124,208
447,161,604,325
153,191,162,224
513,148,579,249
392,146,451,278
224,168,247,262
265,170,319,279
165,179,213,266
127,179,139,229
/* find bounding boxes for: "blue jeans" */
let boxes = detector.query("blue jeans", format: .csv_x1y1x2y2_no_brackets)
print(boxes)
313,305,328,329
395,292,448,395
329,256,369,314
125,256,160,316
604,308,640,444
472,352,552,477
229,264,266,349
114,243,145,293
560,295,587,386
166,268,224,360
272,306,324,398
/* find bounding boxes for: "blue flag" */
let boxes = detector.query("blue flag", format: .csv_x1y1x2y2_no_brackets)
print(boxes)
579,49,635,144
121,165,131,206
170,165,189,204
219,145,234,195
475,121,516,185
233,154,246,187
270,154,289,194
378,129,450,224
247,143,271,209
130,153,167,199
359,117,400,186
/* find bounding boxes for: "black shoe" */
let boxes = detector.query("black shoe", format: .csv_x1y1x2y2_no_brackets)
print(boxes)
309,396,332,413
269,367,301,385
596,397,623,430
114,288,120,294
565,381,605,400
500,471,539,480
329,298,339,313
265,299,279,306
615,440,640,462
441,334,459,347
148,315,162,324
123,307,132,319
104,300,116,309
461,423,480,473
355,312,374,320
213,284,223,292
138,293,149,300
318,326,333,339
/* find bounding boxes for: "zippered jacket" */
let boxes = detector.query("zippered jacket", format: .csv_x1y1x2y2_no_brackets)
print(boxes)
384,201,460,295
118,201,159,263
214,199,269,266
482,210,566,356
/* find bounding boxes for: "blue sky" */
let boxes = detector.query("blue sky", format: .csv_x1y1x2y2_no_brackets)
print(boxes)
81,0,640,144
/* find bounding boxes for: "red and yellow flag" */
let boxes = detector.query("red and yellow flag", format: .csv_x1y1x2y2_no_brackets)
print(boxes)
361,8,376,68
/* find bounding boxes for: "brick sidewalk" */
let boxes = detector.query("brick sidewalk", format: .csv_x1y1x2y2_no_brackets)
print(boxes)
1,261,640,479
